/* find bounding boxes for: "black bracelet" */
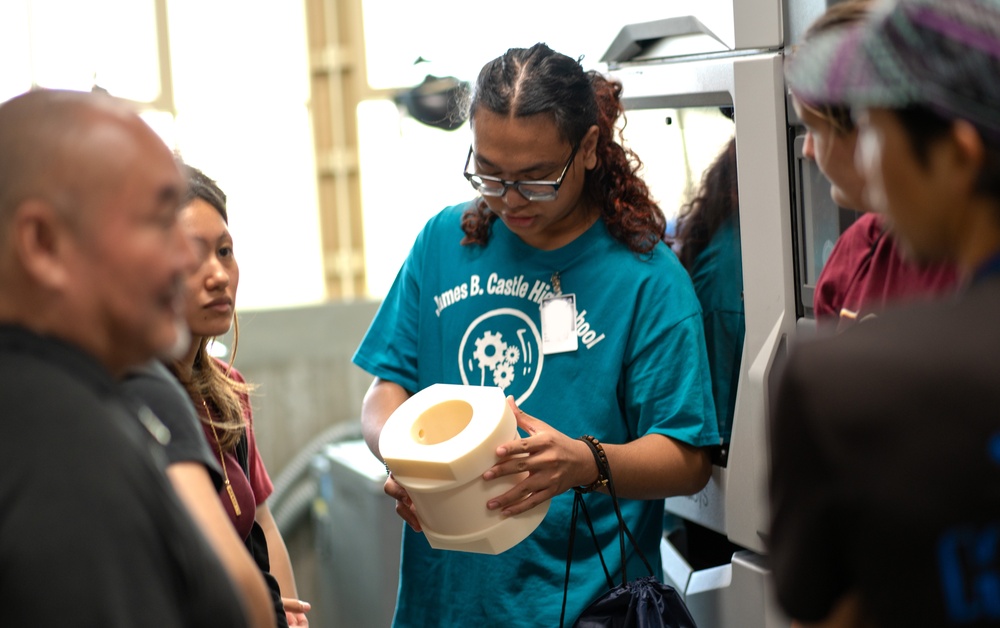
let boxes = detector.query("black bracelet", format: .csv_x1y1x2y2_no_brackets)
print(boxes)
574,435,609,494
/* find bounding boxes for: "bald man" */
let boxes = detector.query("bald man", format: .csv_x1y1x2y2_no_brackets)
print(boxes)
0,89,247,626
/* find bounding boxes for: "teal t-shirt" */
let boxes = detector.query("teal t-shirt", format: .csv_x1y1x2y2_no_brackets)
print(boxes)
353,202,718,627
687,215,745,445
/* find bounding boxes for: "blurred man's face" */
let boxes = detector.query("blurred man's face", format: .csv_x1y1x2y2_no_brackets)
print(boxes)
62,114,196,373
856,108,961,264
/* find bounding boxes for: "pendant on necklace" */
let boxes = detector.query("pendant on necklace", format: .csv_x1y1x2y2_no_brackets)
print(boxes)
225,480,242,516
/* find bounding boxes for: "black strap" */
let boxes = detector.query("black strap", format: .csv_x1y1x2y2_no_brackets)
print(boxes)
559,439,654,627
560,491,614,626
233,428,289,628
584,437,655,580
235,428,251,476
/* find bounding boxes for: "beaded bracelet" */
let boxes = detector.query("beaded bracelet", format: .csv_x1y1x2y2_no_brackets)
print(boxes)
574,435,609,494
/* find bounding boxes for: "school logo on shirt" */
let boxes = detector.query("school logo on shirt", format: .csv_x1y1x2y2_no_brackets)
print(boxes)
458,308,542,404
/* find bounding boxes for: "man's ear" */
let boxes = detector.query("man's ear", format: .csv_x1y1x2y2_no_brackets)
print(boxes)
11,200,74,290
947,119,985,195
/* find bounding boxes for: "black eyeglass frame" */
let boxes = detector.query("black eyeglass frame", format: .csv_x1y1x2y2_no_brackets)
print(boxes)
463,144,579,202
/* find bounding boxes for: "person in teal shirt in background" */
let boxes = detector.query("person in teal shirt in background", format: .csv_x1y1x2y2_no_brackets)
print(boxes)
673,135,743,453
670,135,745,569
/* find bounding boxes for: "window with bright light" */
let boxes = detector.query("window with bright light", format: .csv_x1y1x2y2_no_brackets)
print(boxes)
28,0,162,101
0,0,325,310
0,0,166,105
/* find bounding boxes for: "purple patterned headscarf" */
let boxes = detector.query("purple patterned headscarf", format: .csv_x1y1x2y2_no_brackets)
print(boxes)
786,0,1000,140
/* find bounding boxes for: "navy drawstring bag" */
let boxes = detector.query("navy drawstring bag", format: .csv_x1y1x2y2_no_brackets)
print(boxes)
560,439,698,628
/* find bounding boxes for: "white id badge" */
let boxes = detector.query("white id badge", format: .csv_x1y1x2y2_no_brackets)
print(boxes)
541,293,578,354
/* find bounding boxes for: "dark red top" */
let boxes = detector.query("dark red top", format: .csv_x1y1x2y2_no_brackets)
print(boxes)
813,212,958,332
199,361,274,541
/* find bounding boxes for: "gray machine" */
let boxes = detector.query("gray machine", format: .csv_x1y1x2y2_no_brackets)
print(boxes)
603,1,836,626
312,439,401,628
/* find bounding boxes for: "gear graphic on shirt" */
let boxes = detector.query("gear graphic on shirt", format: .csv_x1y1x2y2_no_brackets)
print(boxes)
458,309,543,403
492,361,515,389
502,345,520,365
473,331,507,371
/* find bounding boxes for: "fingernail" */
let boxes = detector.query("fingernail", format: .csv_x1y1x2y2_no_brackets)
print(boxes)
496,447,507,456
482,470,495,480
487,500,499,510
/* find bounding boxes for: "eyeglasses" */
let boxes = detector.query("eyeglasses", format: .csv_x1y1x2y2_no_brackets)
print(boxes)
463,144,579,202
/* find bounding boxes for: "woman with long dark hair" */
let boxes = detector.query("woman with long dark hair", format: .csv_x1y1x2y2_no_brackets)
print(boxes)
171,165,309,627
673,136,743,449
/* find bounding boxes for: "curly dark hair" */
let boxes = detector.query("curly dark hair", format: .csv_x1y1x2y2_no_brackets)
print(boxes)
459,43,665,254
673,137,738,270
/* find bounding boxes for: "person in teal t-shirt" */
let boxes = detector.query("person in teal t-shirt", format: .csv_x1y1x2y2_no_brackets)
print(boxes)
353,43,719,628
674,136,744,452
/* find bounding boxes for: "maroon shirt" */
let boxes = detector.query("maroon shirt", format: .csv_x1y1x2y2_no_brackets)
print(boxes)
200,362,274,541
814,212,958,332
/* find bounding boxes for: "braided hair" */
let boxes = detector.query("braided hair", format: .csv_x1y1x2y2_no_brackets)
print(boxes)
460,43,665,254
